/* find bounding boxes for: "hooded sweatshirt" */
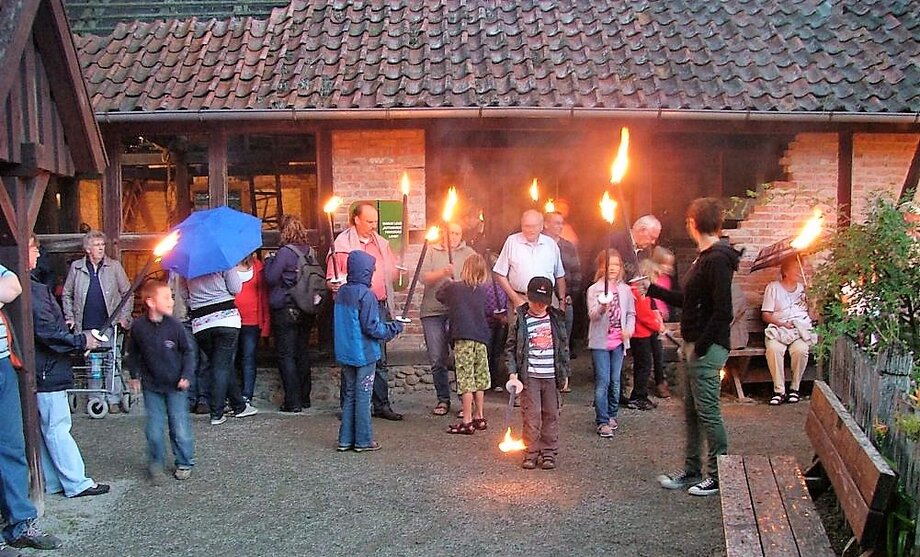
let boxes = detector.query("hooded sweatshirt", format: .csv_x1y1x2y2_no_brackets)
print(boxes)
648,242,741,357
333,251,403,367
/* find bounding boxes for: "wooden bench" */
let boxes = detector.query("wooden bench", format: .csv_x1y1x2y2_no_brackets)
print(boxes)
805,381,898,553
718,381,898,556
723,314,767,402
719,454,835,556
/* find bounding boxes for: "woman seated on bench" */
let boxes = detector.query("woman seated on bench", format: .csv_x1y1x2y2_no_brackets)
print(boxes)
761,257,817,406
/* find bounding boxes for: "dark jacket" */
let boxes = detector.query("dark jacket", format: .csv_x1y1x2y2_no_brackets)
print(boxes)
436,282,490,344
263,243,313,310
648,242,741,357
333,251,402,367
127,314,197,394
610,230,652,281
504,304,570,389
31,279,85,392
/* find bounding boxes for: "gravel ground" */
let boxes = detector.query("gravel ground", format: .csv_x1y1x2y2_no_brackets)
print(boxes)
28,358,813,557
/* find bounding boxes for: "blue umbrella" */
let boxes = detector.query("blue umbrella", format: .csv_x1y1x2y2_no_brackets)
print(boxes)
160,206,263,279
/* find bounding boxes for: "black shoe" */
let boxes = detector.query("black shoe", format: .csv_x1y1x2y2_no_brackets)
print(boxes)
633,398,657,411
73,483,110,497
280,406,303,413
0,542,22,557
373,408,404,421
193,403,210,415
9,522,62,550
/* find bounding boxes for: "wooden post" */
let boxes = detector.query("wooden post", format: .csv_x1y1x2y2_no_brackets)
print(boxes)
837,132,853,228
316,128,334,251
102,134,122,259
0,173,50,514
208,129,228,208
173,151,191,222
898,136,920,203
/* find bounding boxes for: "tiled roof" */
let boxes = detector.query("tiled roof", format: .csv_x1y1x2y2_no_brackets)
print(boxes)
75,0,920,115
64,0,290,36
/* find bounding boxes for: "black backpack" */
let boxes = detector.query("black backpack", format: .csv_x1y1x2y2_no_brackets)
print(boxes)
285,245,329,314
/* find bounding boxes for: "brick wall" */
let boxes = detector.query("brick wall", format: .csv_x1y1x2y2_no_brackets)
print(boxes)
331,129,427,351
725,132,920,312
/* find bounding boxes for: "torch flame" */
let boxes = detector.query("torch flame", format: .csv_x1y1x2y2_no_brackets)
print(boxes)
425,226,441,242
478,209,484,223
442,187,458,222
544,199,556,213
323,196,343,214
153,231,180,259
610,127,630,184
719,368,727,382
499,427,526,452
790,208,824,250
529,179,539,202
599,191,617,225
400,172,410,196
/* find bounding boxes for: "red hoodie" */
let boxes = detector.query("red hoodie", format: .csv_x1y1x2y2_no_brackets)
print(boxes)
631,285,662,338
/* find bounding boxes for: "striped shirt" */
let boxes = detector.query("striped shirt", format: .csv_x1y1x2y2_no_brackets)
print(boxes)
0,264,11,360
526,313,555,378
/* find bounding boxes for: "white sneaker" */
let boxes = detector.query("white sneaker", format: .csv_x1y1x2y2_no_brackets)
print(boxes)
688,477,720,496
657,469,702,490
210,416,227,426
235,403,258,418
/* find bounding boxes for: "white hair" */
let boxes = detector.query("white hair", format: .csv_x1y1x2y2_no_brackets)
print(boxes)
633,215,661,232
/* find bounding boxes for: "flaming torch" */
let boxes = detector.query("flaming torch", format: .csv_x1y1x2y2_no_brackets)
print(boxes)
498,382,526,453
598,191,618,304
544,199,556,213
790,208,824,288
396,226,441,324
397,172,410,282
611,128,630,185
92,231,180,341
529,178,539,207
323,196,344,283
441,187,458,264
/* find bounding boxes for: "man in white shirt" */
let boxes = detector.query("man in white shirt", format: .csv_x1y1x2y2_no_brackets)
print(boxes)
493,210,566,311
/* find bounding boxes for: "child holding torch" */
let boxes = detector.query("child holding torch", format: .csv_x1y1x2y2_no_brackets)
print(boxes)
505,277,570,470
586,249,635,438
436,254,492,435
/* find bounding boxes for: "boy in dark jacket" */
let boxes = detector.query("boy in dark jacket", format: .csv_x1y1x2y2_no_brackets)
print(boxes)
334,251,403,452
29,235,109,499
127,280,196,483
505,277,570,470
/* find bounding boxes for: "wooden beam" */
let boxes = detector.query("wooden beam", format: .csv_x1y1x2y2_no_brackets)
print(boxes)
0,177,21,243
315,128,333,249
898,135,920,203
0,0,40,110
0,172,46,513
208,128,228,207
174,152,191,222
102,134,122,259
837,132,853,227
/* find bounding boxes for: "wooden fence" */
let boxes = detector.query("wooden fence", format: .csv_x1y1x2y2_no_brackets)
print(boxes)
827,336,919,553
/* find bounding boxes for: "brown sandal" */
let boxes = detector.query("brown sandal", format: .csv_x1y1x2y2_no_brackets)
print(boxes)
472,417,488,431
432,402,450,416
446,422,475,435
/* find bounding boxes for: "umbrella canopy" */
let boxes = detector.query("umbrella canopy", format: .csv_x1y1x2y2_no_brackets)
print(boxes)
161,206,262,279
750,237,798,272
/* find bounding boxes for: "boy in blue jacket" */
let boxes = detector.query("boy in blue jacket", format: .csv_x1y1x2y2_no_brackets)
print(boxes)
127,280,196,483
334,251,403,452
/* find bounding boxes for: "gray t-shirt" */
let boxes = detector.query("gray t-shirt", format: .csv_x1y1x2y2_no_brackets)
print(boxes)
419,244,476,318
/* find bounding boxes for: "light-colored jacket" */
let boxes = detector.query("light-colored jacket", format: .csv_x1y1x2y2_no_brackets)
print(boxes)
62,256,131,330
586,279,636,350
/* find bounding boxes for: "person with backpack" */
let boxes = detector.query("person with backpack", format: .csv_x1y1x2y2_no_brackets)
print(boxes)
264,215,327,412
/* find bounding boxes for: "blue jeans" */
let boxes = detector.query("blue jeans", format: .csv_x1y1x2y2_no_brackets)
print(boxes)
184,322,209,407
237,325,260,401
144,389,195,471
592,346,625,424
338,363,375,449
195,326,245,420
37,391,94,496
421,315,451,404
0,357,37,542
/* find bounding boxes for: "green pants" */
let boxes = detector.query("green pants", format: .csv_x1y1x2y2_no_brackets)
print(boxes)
680,342,729,479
